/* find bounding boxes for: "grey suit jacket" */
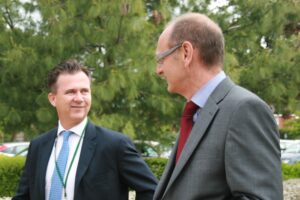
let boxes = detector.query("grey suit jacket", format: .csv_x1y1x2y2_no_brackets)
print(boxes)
154,78,283,200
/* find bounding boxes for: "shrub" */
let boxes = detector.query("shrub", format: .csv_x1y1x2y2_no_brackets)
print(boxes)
144,157,168,180
0,155,25,197
282,163,300,180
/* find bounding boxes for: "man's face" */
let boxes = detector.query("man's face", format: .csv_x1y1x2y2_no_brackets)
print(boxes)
155,28,186,94
48,71,91,129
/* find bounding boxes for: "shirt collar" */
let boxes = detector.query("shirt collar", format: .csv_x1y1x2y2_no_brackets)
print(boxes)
57,117,88,137
191,70,226,108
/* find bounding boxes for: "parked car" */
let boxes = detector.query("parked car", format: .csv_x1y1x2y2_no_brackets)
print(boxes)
0,142,29,157
0,140,172,158
133,140,158,157
280,139,300,153
160,146,172,158
133,140,174,158
281,143,300,165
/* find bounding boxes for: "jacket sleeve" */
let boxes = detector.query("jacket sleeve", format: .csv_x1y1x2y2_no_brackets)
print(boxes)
117,136,158,200
225,97,283,200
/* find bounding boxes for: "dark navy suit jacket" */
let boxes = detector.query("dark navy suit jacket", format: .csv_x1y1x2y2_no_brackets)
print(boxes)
13,122,157,200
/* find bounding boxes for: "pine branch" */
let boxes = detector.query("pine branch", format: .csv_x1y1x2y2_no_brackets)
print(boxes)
2,5,15,30
116,3,130,44
116,15,124,44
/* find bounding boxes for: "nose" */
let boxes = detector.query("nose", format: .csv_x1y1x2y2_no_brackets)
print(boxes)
156,64,163,76
73,92,84,102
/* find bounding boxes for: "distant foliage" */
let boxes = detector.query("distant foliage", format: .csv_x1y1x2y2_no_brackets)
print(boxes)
281,117,300,139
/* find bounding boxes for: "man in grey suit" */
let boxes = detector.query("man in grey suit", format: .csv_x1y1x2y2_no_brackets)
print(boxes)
154,13,283,200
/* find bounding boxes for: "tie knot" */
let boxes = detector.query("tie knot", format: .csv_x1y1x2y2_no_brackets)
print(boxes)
182,101,199,117
62,131,72,141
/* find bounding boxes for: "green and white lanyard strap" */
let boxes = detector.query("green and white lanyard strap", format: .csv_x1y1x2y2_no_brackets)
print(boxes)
54,123,86,199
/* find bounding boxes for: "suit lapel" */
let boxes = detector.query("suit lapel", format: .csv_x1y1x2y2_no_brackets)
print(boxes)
38,129,57,199
161,101,218,199
160,77,235,199
74,122,97,192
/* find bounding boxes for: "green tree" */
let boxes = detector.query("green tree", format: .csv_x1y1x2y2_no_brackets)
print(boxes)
175,0,300,114
0,0,181,144
0,0,50,140
0,0,299,145
225,0,300,115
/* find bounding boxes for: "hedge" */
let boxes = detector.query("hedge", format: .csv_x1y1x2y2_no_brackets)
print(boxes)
0,156,168,197
0,155,25,197
282,163,300,180
1,155,300,197
144,157,168,180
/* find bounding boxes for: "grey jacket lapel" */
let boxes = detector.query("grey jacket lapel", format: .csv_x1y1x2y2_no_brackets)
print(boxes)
74,122,97,192
160,77,235,199
161,101,219,199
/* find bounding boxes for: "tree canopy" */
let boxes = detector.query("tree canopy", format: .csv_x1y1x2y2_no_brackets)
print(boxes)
0,0,299,142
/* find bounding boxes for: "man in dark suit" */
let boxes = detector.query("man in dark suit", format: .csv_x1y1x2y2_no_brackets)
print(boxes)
154,13,283,200
13,60,157,200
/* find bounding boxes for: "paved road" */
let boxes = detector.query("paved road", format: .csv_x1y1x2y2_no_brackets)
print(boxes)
284,178,300,200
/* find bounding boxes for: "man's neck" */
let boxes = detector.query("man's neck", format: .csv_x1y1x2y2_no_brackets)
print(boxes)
183,66,222,100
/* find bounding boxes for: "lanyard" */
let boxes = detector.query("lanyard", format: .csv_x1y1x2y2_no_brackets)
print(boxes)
54,123,86,199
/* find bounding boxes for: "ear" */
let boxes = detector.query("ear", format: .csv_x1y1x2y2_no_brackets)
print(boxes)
181,41,194,68
48,92,56,107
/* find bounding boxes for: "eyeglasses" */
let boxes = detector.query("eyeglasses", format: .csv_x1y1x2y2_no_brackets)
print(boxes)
156,43,182,64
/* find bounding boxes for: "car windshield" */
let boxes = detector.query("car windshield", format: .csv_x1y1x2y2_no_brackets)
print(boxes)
2,145,28,154
0,142,29,156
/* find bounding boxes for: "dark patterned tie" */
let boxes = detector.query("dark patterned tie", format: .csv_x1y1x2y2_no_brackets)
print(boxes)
176,101,199,162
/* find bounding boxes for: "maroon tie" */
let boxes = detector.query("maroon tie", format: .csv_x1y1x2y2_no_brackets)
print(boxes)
176,101,199,162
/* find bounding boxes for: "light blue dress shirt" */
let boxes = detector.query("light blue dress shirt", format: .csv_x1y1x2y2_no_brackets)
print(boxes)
191,71,226,122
